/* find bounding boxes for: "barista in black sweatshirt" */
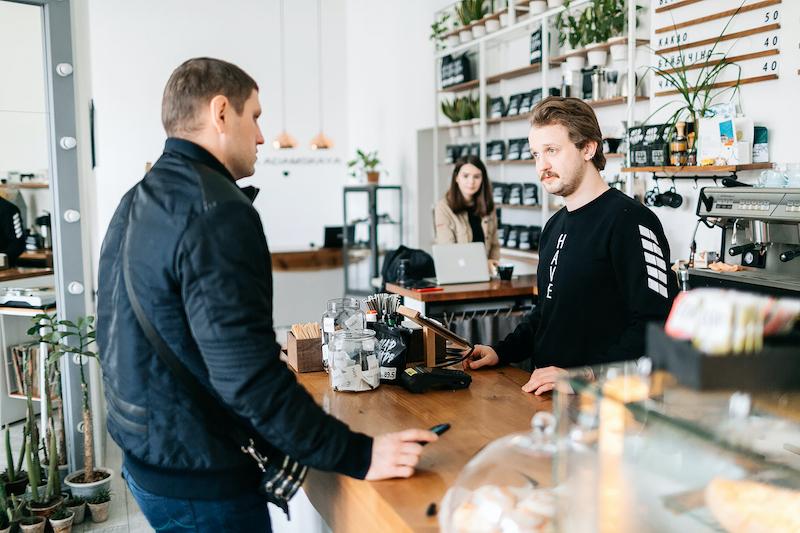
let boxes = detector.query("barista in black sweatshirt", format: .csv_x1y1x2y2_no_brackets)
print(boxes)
466,97,678,394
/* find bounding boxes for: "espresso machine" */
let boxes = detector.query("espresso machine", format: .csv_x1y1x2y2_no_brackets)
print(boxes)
690,187,800,297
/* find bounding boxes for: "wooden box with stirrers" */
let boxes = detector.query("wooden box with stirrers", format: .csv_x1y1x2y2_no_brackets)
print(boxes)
287,323,323,373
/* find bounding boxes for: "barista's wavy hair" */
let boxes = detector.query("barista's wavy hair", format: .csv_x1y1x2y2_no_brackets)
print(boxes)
530,96,606,171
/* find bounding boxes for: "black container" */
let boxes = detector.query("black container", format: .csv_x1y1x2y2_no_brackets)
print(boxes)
506,93,524,117
507,183,523,205
507,138,525,160
492,182,509,204
517,225,533,250
489,97,506,119
644,124,670,167
522,183,539,206
529,27,542,65
505,226,520,249
647,323,800,391
627,126,646,167
498,224,511,246
487,140,506,161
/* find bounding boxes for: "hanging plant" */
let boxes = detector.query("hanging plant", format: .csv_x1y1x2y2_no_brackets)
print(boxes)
643,5,744,143
430,12,451,50
554,0,582,50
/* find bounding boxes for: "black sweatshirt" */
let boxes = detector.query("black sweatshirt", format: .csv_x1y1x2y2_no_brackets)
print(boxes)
494,188,678,368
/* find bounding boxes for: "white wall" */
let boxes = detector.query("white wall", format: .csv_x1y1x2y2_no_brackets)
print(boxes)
86,0,351,260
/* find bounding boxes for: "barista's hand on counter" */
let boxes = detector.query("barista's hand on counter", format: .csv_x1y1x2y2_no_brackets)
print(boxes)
463,344,500,370
487,259,499,276
522,366,568,395
365,429,438,480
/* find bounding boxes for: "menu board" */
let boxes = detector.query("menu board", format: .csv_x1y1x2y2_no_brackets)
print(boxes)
651,0,782,96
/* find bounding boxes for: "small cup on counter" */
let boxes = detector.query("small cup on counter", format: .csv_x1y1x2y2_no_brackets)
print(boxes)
496,264,514,281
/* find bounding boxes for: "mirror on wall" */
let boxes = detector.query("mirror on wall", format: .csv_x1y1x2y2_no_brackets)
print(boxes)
0,0,63,466
0,1,53,263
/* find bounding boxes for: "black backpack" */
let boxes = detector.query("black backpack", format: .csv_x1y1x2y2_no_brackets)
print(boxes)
381,246,435,288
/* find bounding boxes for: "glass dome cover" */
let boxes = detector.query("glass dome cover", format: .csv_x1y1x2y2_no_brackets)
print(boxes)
440,412,558,533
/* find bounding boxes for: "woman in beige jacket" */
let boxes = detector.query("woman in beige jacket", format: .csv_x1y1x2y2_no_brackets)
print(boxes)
435,156,501,270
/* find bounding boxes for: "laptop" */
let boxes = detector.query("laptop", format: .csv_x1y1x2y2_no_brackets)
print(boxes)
323,226,355,248
431,243,490,285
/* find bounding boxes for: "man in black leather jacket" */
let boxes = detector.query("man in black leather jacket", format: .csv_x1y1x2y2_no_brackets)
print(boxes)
97,58,436,532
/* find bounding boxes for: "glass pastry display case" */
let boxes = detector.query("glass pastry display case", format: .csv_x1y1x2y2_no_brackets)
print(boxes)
440,360,800,532
552,360,800,532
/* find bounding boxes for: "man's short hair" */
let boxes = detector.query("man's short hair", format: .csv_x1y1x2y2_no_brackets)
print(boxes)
161,57,259,136
530,96,606,171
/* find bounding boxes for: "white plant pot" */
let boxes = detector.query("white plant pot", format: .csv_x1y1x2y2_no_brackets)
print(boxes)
587,49,608,67
446,34,460,48
471,24,486,38
64,467,114,500
529,1,547,14
547,0,564,7
485,19,501,33
499,13,509,26
448,127,459,142
460,124,472,137
565,55,586,71
459,29,472,43
609,43,627,61
472,122,481,136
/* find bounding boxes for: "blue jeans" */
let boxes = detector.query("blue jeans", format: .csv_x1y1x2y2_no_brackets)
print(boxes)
123,466,271,532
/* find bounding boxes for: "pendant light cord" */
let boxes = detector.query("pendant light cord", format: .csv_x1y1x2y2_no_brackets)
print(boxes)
317,0,324,133
280,0,288,132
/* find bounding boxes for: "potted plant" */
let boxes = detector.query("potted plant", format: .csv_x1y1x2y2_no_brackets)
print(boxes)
63,496,85,525
48,506,75,533
455,97,474,136
17,516,45,533
555,1,585,70
469,95,482,136
34,316,113,500
643,8,743,152
430,12,451,51
529,1,547,15
582,6,609,67
455,1,474,43
0,482,10,533
347,149,383,184
485,0,501,32
1,427,28,496
86,488,111,523
26,433,62,519
28,314,69,493
548,0,564,7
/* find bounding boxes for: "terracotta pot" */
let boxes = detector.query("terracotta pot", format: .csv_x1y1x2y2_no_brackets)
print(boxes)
18,516,45,533
65,501,86,524
366,171,380,184
88,500,110,523
49,510,75,533
29,495,64,519
63,467,113,499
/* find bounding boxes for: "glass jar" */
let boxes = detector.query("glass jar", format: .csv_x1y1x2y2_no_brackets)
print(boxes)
321,297,365,372
328,329,379,392
440,412,558,533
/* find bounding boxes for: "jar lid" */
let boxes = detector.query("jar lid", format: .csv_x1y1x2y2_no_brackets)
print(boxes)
326,297,361,311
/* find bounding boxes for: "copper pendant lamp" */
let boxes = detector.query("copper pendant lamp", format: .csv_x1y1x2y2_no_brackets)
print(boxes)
273,0,296,149
310,0,332,149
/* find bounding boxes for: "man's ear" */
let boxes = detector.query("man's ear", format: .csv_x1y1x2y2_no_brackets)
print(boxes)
209,95,229,134
583,140,598,161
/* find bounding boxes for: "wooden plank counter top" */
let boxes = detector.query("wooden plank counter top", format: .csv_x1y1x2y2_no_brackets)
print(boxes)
0,267,53,283
386,274,537,303
297,367,550,532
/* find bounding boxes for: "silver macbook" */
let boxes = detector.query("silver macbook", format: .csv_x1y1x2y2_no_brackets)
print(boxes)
432,243,490,285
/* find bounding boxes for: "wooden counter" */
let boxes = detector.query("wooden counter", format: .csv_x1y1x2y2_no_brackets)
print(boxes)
0,267,53,283
386,274,537,304
297,367,550,532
